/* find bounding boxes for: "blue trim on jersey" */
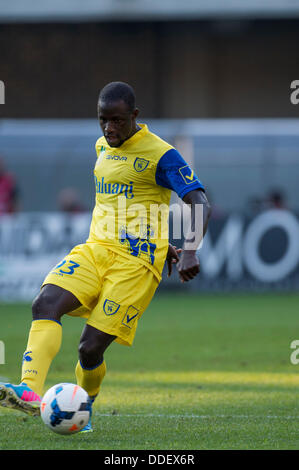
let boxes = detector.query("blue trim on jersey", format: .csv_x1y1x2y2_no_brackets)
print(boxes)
155,148,205,199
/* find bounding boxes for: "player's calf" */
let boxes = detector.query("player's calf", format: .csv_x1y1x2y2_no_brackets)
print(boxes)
78,325,115,369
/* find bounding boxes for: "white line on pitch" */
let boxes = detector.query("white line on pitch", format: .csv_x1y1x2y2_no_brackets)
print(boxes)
94,412,299,420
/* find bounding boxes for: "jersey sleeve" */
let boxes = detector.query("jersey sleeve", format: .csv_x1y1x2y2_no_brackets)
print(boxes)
155,148,205,199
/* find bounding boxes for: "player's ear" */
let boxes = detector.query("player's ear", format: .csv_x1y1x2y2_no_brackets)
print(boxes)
132,108,139,120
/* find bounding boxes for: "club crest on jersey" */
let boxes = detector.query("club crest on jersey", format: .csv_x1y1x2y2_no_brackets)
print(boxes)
103,299,120,316
134,157,149,172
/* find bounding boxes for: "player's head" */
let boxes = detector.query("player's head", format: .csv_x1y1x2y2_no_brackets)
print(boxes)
98,81,139,147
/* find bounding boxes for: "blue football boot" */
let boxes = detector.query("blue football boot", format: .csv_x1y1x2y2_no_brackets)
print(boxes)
79,395,95,433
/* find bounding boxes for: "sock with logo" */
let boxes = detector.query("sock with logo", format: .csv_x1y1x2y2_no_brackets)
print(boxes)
75,359,107,398
21,319,62,397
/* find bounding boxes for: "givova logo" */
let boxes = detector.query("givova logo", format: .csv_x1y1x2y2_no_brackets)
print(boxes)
0,341,5,364
0,81,4,104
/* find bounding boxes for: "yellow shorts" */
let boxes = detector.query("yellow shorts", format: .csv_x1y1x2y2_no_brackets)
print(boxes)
42,242,159,346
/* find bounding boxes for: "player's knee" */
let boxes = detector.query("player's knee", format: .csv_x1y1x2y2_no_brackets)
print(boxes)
31,289,61,321
78,339,104,369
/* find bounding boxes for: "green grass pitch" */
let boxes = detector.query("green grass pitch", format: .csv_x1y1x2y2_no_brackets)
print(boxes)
0,292,299,450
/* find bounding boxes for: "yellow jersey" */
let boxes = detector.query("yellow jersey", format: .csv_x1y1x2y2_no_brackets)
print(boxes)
87,123,204,280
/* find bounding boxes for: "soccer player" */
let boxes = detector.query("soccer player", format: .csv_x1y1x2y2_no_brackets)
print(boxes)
0,82,211,432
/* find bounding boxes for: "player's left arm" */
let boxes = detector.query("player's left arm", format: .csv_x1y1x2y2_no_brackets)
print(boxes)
156,147,212,281
177,189,211,283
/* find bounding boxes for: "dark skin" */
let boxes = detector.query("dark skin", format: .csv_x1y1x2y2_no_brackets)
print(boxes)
98,99,140,148
177,188,211,282
166,189,211,282
34,98,211,369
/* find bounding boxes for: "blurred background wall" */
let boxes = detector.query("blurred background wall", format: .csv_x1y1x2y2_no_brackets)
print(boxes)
0,19,298,119
0,1,298,299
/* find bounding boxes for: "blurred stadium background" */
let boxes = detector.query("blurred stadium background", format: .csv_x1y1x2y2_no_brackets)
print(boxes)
0,0,299,301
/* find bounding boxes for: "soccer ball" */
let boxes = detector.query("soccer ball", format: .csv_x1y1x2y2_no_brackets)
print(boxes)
40,383,91,435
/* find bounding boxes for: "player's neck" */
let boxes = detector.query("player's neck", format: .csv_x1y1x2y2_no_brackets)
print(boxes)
114,123,142,148
128,123,141,139
120,124,141,146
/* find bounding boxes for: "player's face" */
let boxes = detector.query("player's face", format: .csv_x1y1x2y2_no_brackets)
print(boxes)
98,99,139,147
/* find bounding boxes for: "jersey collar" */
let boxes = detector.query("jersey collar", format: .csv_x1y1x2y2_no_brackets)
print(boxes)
104,123,148,150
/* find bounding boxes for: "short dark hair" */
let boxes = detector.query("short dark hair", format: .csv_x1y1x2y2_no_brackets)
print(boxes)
98,81,136,112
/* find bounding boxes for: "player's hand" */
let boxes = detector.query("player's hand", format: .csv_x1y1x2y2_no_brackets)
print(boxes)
176,251,200,283
166,244,182,277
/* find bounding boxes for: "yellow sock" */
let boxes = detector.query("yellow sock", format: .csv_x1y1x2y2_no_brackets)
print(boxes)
21,319,62,396
75,359,106,398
